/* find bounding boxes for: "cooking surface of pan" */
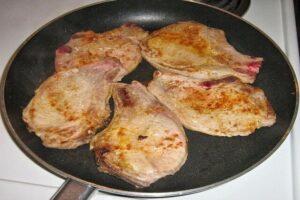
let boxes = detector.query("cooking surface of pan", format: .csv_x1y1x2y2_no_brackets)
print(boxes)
0,0,298,197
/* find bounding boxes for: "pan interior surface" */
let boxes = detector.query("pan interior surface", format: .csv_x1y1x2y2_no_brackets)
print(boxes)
1,0,297,196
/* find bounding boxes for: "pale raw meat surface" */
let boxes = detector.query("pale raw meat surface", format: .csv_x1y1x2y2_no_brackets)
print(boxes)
55,23,148,73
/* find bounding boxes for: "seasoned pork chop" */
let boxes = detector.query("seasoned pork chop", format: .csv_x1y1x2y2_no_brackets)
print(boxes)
142,21,263,83
90,81,187,187
148,72,276,137
55,23,148,73
22,58,126,149
102,22,149,43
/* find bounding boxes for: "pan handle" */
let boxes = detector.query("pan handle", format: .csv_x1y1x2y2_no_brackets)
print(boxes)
50,178,95,200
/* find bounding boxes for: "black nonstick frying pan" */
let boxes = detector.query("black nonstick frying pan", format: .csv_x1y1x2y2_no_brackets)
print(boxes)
0,0,298,199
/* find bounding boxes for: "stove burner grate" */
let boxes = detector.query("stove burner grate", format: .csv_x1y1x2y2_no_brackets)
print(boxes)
195,0,250,16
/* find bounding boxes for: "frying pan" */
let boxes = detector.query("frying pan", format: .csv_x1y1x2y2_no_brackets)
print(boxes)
0,0,298,199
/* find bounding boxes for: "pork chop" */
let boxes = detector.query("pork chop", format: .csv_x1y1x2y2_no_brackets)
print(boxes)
90,81,187,187
141,21,263,83
102,22,149,43
22,58,126,149
148,71,276,137
55,23,148,73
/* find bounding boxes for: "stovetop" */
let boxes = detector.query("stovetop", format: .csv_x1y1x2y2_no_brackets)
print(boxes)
195,0,250,16
0,0,299,200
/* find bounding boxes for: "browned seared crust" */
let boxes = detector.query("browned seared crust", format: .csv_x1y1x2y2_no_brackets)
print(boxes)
102,22,149,43
90,81,187,187
148,72,276,136
141,21,263,83
22,58,126,149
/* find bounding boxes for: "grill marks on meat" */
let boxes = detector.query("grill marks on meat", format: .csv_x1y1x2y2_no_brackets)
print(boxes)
90,81,187,187
22,58,127,149
148,72,276,137
141,21,263,83
55,23,148,73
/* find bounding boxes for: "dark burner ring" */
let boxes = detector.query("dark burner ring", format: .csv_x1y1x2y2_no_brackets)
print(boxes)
195,0,251,16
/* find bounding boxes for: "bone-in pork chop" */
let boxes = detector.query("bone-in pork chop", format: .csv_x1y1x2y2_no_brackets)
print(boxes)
55,23,148,73
90,81,187,187
22,58,126,149
148,72,276,137
141,21,263,83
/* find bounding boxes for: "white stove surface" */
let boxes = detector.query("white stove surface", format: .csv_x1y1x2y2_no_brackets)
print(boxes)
0,0,299,199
